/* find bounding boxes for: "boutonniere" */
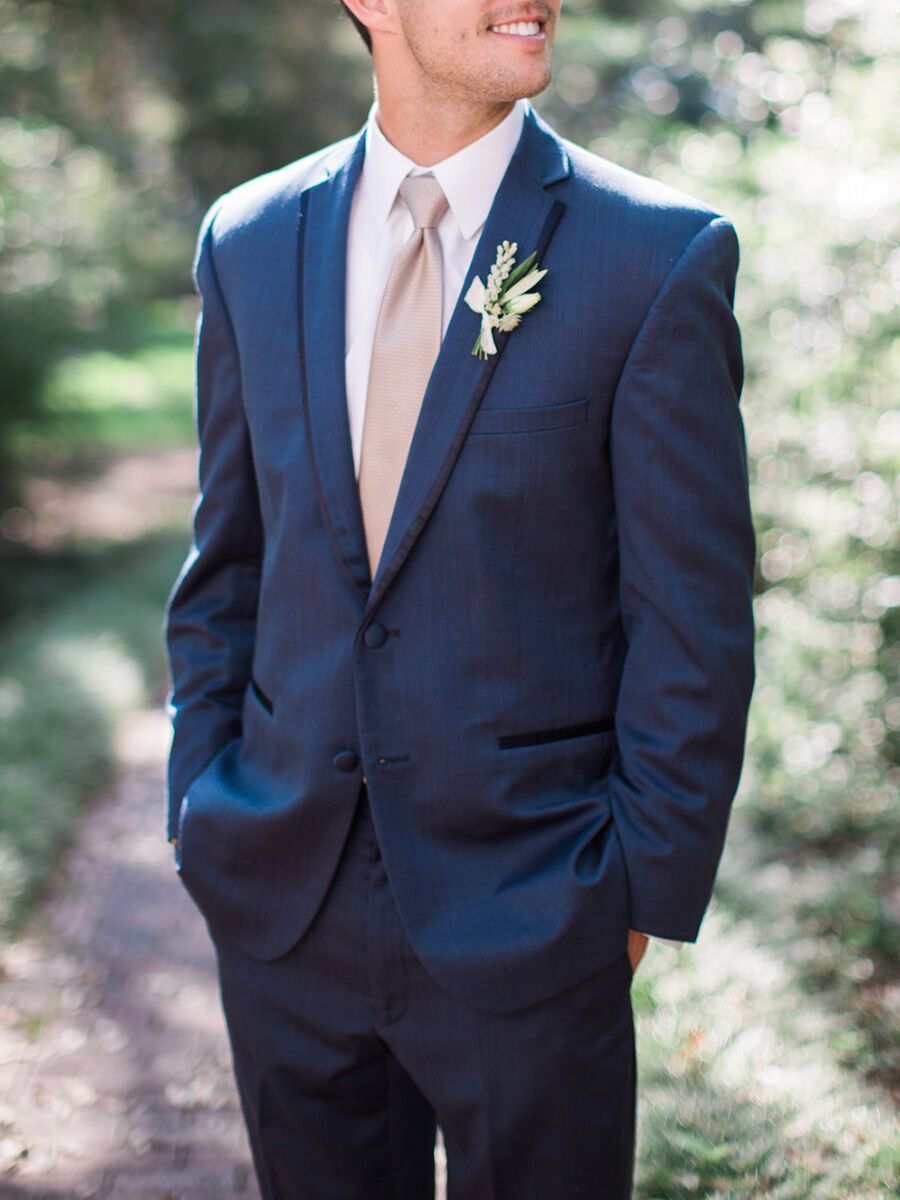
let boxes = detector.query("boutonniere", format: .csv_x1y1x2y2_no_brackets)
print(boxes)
464,240,548,360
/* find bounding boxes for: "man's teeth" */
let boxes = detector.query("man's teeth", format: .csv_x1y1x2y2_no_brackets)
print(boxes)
490,21,542,36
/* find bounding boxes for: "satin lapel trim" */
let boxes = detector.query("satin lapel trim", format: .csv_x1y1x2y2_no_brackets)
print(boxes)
298,126,371,606
366,106,570,614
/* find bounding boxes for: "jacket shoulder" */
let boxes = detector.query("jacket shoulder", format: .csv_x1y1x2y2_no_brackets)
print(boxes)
553,136,737,293
563,138,721,220
566,133,734,253
197,131,359,249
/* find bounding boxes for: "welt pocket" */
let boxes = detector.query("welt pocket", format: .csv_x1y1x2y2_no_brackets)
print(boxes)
250,676,274,715
498,718,614,749
468,395,589,435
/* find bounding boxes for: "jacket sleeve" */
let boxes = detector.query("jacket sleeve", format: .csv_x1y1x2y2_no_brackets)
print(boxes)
163,200,264,841
633,930,685,950
606,215,756,942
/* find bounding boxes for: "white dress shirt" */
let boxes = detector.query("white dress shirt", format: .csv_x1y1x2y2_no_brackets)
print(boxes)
344,97,683,952
345,96,527,479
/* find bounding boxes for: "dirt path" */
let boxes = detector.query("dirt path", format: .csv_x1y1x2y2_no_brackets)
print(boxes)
0,708,259,1199
18,449,199,547
0,705,449,1199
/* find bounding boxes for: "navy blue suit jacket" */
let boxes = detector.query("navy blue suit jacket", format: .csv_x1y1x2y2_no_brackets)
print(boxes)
164,103,756,1015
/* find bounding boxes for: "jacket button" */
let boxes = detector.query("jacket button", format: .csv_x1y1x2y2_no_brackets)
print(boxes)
363,621,388,647
333,749,359,772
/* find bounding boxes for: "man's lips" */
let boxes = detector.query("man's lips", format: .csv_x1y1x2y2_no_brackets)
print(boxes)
487,16,547,44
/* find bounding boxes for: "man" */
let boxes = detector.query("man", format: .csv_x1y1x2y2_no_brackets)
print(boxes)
163,1,756,1196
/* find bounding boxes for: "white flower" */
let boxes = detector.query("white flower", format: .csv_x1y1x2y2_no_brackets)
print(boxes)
464,274,488,312
465,241,548,359
506,291,542,315
479,313,498,355
502,267,547,303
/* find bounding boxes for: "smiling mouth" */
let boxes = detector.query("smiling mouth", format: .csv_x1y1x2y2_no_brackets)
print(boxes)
488,18,547,42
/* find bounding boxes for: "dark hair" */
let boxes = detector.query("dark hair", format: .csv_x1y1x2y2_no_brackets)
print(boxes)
338,2,374,54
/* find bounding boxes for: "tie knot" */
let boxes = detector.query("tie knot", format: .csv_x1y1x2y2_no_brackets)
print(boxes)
399,173,448,230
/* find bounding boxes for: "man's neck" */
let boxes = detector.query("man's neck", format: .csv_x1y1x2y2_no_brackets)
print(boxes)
372,90,517,168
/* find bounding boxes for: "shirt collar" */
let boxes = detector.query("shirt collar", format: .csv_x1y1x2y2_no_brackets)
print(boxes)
360,97,529,241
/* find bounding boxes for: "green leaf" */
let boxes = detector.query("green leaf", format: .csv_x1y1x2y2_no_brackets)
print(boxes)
501,251,537,292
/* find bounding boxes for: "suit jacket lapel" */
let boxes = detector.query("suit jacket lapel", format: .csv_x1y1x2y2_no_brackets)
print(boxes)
298,105,571,613
297,126,371,604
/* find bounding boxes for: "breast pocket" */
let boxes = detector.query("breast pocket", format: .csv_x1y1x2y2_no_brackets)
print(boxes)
467,395,589,436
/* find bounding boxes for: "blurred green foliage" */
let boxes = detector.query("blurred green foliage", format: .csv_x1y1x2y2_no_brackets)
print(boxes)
10,300,197,470
0,0,370,504
0,530,191,928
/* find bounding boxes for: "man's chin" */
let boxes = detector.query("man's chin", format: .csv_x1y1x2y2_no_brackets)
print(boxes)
483,68,551,103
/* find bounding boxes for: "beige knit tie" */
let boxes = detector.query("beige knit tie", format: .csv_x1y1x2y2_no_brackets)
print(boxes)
358,172,449,577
